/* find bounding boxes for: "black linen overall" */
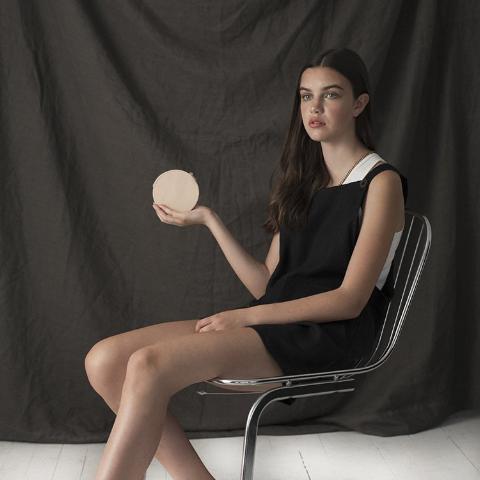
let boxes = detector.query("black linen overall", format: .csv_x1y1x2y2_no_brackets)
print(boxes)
244,163,408,405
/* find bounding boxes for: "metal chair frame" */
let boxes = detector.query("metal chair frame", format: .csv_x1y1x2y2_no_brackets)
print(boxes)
196,209,432,480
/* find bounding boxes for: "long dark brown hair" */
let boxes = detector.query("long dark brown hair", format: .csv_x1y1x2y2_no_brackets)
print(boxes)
262,48,376,234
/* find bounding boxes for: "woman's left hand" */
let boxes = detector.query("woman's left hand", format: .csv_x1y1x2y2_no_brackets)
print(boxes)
195,309,251,333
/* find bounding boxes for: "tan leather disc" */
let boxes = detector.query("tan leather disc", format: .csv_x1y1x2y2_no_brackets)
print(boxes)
152,169,199,212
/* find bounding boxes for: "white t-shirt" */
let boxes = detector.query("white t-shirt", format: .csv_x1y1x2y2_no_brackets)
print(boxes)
342,152,403,290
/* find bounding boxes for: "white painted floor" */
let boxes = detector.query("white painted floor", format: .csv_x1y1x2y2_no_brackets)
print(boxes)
0,408,478,479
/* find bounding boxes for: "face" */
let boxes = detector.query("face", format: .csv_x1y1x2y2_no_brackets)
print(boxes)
298,66,369,143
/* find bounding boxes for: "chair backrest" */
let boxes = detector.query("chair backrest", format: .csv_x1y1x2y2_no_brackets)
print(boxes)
360,209,432,371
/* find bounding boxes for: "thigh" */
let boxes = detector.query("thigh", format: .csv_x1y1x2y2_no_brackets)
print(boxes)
103,318,198,355
131,327,285,395
87,320,285,393
86,319,198,374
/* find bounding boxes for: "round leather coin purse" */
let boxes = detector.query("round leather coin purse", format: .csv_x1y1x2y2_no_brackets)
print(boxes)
152,169,199,212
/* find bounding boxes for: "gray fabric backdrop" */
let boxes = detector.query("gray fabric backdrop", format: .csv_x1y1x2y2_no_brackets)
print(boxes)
0,0,478,442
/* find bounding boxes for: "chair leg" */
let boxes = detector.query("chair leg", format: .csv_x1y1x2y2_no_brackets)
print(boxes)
240,415,258,480
239,388,287,480
239,393,269,480
238,378,357,479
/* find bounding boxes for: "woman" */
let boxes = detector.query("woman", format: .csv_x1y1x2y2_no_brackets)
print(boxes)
85,48,408,480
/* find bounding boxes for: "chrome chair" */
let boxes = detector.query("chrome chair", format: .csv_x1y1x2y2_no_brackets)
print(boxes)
196,209,432,480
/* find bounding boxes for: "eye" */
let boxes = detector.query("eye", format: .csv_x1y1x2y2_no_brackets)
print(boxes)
300,93,311,101
325,91,339,99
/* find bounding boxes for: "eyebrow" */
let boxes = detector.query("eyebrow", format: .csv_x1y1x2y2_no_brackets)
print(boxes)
299,84,344,92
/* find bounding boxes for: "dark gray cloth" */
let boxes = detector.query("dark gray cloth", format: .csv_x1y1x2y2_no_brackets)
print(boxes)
0,0,478,442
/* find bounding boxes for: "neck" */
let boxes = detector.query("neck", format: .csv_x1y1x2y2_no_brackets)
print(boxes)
321,138,372,185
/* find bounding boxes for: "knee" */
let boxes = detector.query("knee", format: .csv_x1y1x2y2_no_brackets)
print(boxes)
84,339,125,390
125,347,178,393
126,347,165,376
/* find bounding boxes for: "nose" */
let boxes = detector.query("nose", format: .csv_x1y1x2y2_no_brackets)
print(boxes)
310,99,323,113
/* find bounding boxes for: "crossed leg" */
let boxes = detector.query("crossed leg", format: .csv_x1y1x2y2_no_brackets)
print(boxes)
84,318,284,480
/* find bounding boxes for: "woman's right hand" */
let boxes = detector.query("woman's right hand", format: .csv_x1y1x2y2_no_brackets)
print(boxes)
152,203,212,227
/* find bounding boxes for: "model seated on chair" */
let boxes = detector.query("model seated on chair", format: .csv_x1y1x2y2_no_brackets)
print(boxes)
84,47,408,480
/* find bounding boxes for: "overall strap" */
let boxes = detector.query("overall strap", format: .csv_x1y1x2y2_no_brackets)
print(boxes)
359,163,409,205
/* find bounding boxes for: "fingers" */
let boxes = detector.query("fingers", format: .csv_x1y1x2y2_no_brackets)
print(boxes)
153,203,170,214
153,204,168,223
152,203,181,225
195,319,204,333
152,203,166,219
158,203,170,213
195,318,212,333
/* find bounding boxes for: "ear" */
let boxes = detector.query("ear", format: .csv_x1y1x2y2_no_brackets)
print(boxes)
353,93,369,118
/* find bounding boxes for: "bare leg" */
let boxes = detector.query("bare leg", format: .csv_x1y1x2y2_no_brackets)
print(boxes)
85,319,284,479
94,356,213,480
94,358,168,479
92,367,214,480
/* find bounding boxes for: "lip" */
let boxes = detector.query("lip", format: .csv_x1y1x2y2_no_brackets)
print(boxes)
309,119,326,128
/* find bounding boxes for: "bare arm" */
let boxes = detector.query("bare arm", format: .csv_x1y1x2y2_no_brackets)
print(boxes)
247,287,359,325
206,211,273,300
152,203,278,299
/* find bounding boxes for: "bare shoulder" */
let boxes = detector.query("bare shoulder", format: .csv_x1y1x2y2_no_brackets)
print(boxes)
365,163,405,231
